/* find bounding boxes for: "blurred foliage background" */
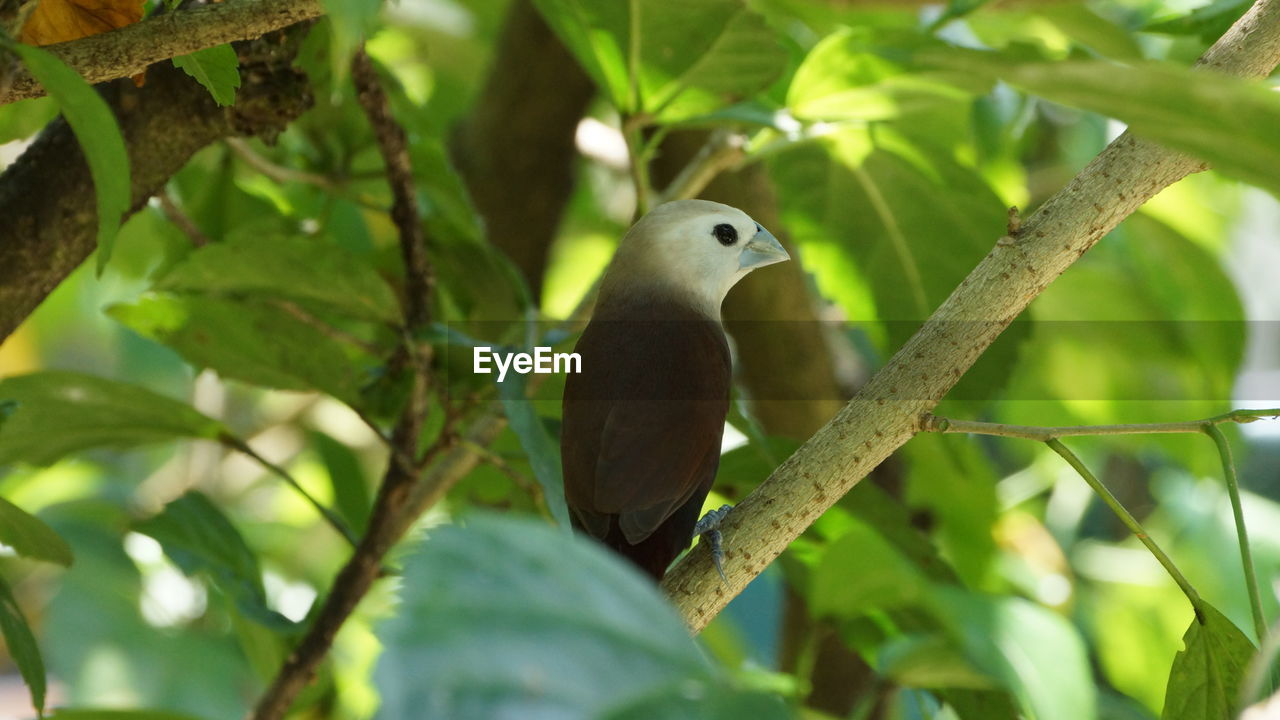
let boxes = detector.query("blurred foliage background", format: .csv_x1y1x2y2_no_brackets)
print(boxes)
1,0,1279,718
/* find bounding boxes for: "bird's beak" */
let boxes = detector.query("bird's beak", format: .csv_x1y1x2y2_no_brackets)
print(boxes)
739,226,790,270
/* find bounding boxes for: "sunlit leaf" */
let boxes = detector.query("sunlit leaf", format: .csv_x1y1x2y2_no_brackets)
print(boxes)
172,44,241,107
930,49,1280,198
1145,0,1253,44
0,496,73,566
1161,603,1254,720
0,371,225,467
0,573,46,715
6,42,130,272
134,491,297,631
789,28,978,122
532,0,786,120
1000,214,1245,428
770,125,1007,335
376,513,734,719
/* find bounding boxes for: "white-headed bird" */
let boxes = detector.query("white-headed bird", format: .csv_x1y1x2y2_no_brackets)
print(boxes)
561,200,790,580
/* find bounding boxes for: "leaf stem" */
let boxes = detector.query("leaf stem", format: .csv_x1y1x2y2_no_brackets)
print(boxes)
1204,423,1268,642
1046,439,1203,618
922,408,1280,440
623,115,653,218
221,434,359,547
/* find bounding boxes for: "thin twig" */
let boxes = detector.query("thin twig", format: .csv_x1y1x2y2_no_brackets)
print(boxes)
220,434,358,547
657,129,747,204
1204,423,1268,642
921,409,1280,441
225,138,386,212
623,114,653,219
1046,439,1204,619
247,46,438,720
461,438,540,495
156,190,210,246
351,50,433,333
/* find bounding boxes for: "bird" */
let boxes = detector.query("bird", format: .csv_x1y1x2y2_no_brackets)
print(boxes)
561,199,789,581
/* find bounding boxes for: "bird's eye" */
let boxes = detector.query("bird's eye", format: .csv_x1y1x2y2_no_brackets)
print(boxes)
713,223,738,246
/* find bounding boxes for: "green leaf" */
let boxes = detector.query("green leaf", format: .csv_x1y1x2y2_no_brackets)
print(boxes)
940,689,1020,720
376,513,735,718
810,519,929,619
877,634,996,690
0,573,46,715
930,49,1280,198
601,688,794,719
789,29,977,122
7,42,130,273
47,710,209,720
0,371,225,467
770,126,1007,325
532,0,786,120
109,295,370,405
496,373,571,528
1161,604,1254,720
153,236,402,324
311,431,371,536
1145,0,1253,43
1000,213,1245,429
172,44,241,107
0,95,57,144
902,433,999,586
134,491,296,631
929,587,1096,720
0,496,73,566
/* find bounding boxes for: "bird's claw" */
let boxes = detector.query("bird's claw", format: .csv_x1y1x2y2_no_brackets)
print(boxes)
694,504,732,583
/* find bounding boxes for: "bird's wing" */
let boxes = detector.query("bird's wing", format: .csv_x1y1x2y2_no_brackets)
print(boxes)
596,396,727,544
562,308,730,545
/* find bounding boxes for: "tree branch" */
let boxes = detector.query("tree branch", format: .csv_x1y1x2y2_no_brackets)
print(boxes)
0,33,312,345
247,46,438,720
659,0,1280,632
0,0,323,107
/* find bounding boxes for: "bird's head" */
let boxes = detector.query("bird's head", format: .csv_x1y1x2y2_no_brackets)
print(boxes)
600,200,790,316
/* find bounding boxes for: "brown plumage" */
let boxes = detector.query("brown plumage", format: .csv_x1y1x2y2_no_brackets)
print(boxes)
561,200,788,580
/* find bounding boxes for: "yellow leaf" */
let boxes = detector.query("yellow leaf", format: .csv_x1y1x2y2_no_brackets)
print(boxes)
19,0,143,47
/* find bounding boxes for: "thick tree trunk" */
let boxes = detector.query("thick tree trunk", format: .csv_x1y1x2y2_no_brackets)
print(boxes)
453,0,594,297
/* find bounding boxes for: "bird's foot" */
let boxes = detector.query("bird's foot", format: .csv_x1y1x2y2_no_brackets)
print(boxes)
694,504,733,583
